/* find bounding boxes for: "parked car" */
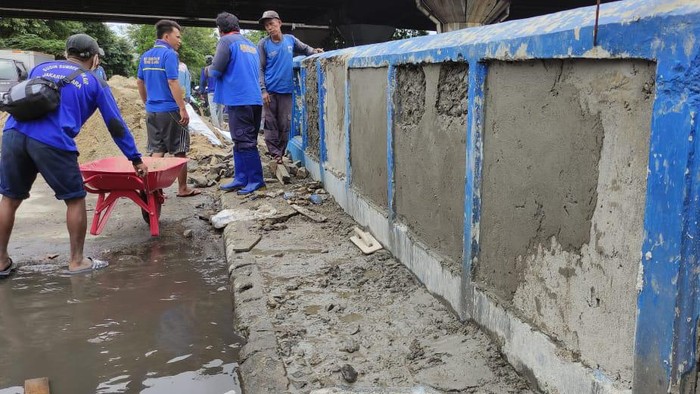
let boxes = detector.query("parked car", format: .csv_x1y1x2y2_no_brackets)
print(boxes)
0,58,28,94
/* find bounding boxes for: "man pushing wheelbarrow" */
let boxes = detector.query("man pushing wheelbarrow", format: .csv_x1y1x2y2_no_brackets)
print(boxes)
0,33,148,277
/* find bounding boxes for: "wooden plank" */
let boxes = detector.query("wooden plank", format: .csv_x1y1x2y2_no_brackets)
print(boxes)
268,161,291,184
275,164,291,184
291,204,327,223
24,378,50,394
224,223,262,252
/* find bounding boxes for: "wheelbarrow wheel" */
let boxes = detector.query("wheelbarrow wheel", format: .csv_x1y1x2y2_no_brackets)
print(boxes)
139,190,162,224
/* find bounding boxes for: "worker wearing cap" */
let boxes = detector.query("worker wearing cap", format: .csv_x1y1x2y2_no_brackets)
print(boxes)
0,33,148,276
200,55,223,129
207,12,265,195
258,10,323,164
136,19,200,198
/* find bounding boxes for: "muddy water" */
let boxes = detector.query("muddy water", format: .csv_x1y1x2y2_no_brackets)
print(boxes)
0,183,242,393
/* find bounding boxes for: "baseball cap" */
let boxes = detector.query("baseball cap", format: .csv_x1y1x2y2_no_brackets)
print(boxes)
259,10,280,24
66,34,100,58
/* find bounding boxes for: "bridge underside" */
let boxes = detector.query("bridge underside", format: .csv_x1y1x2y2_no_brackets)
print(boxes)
0,0,615,30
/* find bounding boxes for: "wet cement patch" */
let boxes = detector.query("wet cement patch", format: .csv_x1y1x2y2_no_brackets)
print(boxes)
349,67,388,209
221,177,533,393
0,180,242,393
394,62,467,271
306,63,321,159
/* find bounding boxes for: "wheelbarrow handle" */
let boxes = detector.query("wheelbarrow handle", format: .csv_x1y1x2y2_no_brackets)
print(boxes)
82,173,147,192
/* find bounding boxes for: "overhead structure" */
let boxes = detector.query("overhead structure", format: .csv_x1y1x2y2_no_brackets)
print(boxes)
416,0,511,32
0,0,616,44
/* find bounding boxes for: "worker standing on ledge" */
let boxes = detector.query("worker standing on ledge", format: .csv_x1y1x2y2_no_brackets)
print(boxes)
257,10,323,164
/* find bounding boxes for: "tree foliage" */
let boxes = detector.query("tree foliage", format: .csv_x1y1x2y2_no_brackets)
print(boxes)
0,18,133,77
391,29,429,40
243,30,267,45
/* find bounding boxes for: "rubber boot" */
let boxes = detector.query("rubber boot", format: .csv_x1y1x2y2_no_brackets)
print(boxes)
237,150,266,195
220,151,247,191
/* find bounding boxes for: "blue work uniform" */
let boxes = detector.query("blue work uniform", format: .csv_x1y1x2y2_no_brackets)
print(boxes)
209,32,262,150
258,34,315,95
137,40,179,113
2,60,142,200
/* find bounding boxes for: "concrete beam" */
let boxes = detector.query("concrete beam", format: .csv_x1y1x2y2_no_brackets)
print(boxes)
416,0,510,32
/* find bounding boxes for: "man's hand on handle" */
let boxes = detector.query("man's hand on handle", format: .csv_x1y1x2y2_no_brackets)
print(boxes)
134,162,149,178
263,92,271,106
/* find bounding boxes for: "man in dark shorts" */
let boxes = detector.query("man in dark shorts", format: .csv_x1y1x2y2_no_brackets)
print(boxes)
0,34,148,276
136,19,200,197
208,12,265,195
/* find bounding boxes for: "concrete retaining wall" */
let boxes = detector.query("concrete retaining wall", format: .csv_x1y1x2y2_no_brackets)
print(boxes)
288,1,700,392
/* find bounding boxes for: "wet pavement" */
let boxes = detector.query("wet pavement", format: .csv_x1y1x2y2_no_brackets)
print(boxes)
0,178,242,393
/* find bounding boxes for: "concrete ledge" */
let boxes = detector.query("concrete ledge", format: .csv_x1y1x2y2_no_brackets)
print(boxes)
306,157,628,394
470,287,627,394
225,225,289,393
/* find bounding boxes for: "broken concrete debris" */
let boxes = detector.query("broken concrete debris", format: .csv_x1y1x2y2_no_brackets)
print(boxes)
340,364,358,383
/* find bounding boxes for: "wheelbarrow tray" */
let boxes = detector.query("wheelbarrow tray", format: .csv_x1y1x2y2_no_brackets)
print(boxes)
79,157,189,237
80,157,188,191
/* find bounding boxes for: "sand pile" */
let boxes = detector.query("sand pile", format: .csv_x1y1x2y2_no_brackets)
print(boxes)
0,75,229,163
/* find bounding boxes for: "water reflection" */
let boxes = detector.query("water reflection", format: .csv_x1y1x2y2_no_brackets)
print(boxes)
0,234,242,393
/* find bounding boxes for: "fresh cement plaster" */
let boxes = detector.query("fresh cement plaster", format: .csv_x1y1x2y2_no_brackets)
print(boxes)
478,59,655,385
322,60,347,176
306,64,321,159
394,62,467,272
349,67,389,209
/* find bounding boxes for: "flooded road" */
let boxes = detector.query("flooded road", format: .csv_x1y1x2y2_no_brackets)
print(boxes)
0,179,242,393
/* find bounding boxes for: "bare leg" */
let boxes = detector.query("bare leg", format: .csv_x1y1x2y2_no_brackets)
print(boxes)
65,197,92,271
174,152,198,196
0,196,22,271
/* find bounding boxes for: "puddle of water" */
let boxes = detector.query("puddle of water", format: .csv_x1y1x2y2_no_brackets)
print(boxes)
0,234,243,393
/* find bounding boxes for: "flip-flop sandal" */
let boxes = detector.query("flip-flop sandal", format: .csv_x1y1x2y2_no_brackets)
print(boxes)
0,258,17,278
65,257,109,275
177,189,201,198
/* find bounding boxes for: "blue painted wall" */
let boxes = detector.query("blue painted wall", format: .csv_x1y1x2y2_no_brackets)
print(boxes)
290,1,700,391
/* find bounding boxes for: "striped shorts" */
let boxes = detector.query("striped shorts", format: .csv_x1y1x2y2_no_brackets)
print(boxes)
146,111,190,155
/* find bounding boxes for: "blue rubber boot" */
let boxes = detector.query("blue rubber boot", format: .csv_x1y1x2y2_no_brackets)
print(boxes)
220,151,247,191
237,150,266,195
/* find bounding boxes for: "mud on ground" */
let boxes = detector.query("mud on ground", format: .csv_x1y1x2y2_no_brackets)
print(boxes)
220,164,534,393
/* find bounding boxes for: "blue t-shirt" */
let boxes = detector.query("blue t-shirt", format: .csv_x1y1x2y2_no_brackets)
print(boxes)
200,68,217,93
177,62,191,101
3,61,141,161
209,33,262,106
258,35,315,94
95,66,107,80
137,40,179,113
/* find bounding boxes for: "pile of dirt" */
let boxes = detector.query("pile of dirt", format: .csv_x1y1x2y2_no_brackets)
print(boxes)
0,75,229,165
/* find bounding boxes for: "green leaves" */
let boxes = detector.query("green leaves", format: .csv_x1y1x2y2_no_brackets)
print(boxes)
0,18,133,77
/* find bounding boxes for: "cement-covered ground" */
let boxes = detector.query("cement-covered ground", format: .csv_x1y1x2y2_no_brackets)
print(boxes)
223,172,535,393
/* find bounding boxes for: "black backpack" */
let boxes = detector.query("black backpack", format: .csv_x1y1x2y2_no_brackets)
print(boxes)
0,65,89,121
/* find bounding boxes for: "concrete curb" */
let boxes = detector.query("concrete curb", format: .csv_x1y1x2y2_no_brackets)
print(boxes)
223,199,290,393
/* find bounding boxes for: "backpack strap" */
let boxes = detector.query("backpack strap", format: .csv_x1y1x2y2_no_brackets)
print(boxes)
57,65,91,88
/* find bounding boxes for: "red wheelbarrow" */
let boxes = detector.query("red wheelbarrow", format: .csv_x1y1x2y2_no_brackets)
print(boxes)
80,157,188,236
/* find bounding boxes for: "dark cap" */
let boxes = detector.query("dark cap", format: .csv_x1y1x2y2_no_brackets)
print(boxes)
216,12,240,33
66,34,100,58
259,10,280,24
